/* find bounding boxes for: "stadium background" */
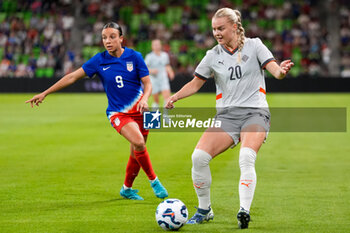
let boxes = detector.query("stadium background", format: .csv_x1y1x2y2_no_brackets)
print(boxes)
1,1,350,233
0,0,350,92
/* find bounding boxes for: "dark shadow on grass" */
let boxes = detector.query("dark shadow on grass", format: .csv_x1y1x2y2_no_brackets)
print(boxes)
183,224,271,232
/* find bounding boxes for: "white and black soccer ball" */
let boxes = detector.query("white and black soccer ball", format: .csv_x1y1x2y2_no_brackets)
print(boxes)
155,198,188,231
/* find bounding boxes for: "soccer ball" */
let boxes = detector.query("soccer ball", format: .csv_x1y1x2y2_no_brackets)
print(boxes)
155,198,188,231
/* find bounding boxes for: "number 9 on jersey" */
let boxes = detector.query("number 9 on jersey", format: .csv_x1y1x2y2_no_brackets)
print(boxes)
115,75,124,88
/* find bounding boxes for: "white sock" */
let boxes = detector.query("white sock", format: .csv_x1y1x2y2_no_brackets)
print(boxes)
239,147,257,211
123,184,131,189
191,149,212,210
150,177,157,183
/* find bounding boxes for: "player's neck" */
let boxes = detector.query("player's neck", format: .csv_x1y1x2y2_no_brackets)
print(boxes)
109,48,124,58
225,36,238,51
225,41,238,51
154,50,161,55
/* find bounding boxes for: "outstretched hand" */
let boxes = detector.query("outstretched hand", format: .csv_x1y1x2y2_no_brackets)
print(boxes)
280,59,294,76
165,95,178,109
25,93,46,108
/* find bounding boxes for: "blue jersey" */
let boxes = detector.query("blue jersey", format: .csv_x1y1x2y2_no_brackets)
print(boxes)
82,47,149,116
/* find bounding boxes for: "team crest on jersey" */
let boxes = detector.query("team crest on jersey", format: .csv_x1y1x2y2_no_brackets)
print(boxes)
242,55,249,62
126,62,133,72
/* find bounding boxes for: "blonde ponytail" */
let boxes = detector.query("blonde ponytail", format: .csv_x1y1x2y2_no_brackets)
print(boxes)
233,10,245,51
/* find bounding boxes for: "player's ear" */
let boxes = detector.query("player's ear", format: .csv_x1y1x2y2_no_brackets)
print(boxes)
233,23,238,30
119,35,124,43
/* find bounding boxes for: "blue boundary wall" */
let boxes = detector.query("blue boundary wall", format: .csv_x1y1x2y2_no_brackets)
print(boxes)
0,75,350,93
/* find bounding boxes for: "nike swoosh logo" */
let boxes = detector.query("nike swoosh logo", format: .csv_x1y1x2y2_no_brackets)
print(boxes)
103,67,110,71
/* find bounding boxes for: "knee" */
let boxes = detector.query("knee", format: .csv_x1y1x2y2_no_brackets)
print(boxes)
192,149,212,168
239,147,257,169
133,138,146,151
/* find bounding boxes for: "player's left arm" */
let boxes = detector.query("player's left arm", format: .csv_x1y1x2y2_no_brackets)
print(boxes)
266,60,294,80
138,75,151,113
166,64,175,80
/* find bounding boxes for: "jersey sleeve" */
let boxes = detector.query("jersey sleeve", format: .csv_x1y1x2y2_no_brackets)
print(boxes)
135,52,149,78
194,51,213,80
255,38,275,69
82,53,99,78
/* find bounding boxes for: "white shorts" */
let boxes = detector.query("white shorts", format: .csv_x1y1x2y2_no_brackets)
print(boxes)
150,75,170,94
215,107,271,146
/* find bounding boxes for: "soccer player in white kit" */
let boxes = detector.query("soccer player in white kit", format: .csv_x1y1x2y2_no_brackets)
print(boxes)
145,39,175,108
166,8,294,229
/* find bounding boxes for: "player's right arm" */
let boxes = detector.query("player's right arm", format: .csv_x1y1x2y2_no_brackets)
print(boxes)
165,77,206,109
166,64,175,80
25,68,86,107
266,60,294,80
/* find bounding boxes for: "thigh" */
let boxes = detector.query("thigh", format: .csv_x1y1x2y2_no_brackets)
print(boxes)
240,109,270,153
121,121,145,146
215,114,241,146
196,128,234,158
132,114,149,136
240,124,266,153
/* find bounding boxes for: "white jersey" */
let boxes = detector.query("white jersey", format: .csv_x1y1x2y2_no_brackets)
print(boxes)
145,51,170,80
194,38,275,108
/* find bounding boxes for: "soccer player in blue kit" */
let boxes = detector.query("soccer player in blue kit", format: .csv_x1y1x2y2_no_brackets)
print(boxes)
26,22,168,201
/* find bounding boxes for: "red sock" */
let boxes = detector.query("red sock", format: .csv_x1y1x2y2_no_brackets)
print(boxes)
134,148,157,180
124,155,141,187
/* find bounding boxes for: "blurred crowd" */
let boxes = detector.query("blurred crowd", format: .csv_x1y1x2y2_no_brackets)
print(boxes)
0,0,81,78
1,0,350,78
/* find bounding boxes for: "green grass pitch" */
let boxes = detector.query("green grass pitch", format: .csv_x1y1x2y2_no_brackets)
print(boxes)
0,93,350,233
